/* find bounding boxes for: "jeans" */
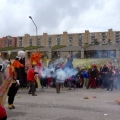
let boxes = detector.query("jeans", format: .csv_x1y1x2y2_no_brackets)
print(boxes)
102,74,108,88
107,80,114,91
68,81,75,89
28,81,36,94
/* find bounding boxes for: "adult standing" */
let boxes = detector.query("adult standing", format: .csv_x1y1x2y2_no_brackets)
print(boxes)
107,67,115,92
101,64,109,88
87,65,98,89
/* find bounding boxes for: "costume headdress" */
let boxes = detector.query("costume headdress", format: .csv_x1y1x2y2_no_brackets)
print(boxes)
30,50,43,67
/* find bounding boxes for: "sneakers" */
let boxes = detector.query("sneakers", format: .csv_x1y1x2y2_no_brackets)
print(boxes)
8,104,15,109
107,90,113,92
8,105,12,110
11,104,15,109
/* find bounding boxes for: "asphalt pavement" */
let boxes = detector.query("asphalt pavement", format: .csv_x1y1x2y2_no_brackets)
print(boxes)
5,87,120,120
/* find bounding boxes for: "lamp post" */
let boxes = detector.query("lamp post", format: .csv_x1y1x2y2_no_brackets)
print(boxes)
29,16,38,50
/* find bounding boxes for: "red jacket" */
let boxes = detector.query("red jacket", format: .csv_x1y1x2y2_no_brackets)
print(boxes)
0,105,7,119
27,69,35,82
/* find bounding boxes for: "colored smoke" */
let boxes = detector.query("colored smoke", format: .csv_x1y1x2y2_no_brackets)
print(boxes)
40,56,78,81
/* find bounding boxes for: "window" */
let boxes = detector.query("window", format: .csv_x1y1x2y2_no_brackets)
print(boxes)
91,39,95,45
18,37,22,47
37,37,41,46
8,37,12,46
114,32,120,35
78,41,82,46
29,37,33,46
91,36,95,39
78,34,83,46
115,35,120,38
3,40,7,47
69,35,73,46
101,33,107,35
115,38,120,44
56,35,61,45
48,36,52,47
101,38,106,45
90,33,96,36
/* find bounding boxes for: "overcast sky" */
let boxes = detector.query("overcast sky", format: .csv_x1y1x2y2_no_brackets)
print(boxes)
0,0,120,37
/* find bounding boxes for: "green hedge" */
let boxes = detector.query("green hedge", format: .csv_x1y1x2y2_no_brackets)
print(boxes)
23,46,44,51
52,45,66,50
0,47,23,51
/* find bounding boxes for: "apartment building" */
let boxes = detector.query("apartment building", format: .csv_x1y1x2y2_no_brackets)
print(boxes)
0,36,17,48
0,29,120,59
16,29,120,48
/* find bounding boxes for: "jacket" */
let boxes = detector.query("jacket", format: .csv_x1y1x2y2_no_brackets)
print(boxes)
27,69,35,82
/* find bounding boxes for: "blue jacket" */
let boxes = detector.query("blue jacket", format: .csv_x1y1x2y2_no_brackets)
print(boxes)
83,71,89,78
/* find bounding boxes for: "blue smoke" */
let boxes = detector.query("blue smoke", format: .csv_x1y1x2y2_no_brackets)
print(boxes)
40,56,78,82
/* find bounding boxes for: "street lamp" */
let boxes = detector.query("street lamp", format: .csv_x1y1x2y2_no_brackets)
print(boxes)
29,16,38,50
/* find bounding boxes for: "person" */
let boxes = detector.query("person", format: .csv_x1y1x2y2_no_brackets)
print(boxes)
68,76,76,90
27,65,38,96
107,67,115,92
7,64,19,110
0,105,7,120
83,69,89,89
101,64,109,88
56,79,61,93
87,65,98,89
12,56,25,88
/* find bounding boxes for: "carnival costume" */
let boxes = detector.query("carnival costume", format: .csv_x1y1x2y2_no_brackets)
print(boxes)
29,51,43,89
12,51,27,88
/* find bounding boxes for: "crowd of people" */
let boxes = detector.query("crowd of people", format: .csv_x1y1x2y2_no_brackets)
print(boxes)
33,63,120,94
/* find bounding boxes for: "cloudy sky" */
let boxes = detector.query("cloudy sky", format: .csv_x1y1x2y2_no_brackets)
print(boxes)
0,0,120,37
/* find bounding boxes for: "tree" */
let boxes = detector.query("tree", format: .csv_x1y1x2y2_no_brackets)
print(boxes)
92,39,99,45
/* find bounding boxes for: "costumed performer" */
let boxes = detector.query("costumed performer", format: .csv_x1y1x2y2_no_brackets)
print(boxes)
30,51,43,89
0,59,10,120
12,51,27,88
7,62,20,109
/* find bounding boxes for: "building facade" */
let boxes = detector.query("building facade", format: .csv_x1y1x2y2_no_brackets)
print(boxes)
16,29,120,48
0,29,120,59
0,36,17,48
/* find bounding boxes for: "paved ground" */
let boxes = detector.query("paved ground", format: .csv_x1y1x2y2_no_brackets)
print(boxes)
5,88,120,120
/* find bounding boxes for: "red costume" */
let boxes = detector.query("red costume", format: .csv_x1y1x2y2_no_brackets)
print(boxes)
0,105,7,119
87,64,98,89
27,69,35,82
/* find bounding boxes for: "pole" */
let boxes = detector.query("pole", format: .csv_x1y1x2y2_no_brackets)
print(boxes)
29,16,38,51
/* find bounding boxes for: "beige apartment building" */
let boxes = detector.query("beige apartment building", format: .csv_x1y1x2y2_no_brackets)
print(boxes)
16,29,120,59
17,29,120,47
0,29,120,59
